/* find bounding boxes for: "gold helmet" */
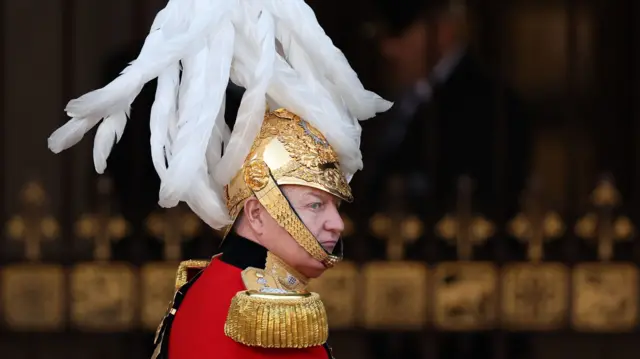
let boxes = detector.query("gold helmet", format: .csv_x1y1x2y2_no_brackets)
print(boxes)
225,108,353,266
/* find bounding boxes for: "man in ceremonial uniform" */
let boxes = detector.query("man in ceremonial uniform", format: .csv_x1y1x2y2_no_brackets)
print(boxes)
47,1,391,358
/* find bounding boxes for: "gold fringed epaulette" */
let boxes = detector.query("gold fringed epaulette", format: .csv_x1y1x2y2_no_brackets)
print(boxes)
223,267,329,348
174,259,211,289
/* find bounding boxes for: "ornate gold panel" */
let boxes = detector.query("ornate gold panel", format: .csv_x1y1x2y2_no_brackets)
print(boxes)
1,264,65,331
70,263,136,331
141,263,181,331
307,261,359,329
433,262,497,331
362,262,428,329
572,263,638,332
501,263,568,330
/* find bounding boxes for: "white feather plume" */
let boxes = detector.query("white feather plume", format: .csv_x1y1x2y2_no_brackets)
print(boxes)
160,19,234,208
149,64,180,180
48,0,392,229
92,111,127,173
48,117,101,153
214,4,275,186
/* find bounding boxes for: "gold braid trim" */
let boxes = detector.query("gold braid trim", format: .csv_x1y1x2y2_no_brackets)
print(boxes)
224,290,329,348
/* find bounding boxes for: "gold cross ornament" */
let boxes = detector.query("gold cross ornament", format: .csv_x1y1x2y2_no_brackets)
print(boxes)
433,176,498,331
1,181,64,331
362,175,428,330
146,205,202,261
70,176,136,332
141,205,203,330
572,175,638,332
501,178,569,330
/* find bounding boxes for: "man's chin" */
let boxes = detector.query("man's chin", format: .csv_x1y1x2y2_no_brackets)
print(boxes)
320,242,338,254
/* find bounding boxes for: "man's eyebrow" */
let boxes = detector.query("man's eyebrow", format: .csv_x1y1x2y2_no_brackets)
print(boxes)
304,191,324,200
305,190,340,205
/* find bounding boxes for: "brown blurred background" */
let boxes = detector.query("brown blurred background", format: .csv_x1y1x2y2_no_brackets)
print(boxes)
2,0,640,358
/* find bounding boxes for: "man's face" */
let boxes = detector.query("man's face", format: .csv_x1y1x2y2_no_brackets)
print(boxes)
257,185,345,278
378,21,430,87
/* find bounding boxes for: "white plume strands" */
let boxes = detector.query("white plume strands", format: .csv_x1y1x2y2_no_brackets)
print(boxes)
213,4,276,186
47,0,392,229
263,0,392,119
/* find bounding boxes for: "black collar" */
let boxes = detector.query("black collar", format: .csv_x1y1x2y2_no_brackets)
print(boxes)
219,232,268,270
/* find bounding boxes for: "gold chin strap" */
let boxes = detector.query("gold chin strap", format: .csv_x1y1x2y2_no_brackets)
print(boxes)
243,158,342,268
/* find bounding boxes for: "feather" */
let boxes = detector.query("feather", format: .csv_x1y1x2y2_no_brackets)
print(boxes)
50,0,232,159
159,19,235,207
231,31,363,177
185,169,232,228
264,0,392,119
206,92,227,176
48,0,393,231
149,64,180,179
48,117,101,153
214,5,275,186
92,111,127,173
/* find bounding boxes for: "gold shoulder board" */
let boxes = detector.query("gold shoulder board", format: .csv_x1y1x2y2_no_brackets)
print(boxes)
174,259,211,290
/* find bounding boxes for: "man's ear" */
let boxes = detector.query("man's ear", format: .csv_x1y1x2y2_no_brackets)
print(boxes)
243,197,264,234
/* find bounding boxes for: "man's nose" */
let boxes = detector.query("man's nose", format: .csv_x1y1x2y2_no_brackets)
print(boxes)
324,204,345,233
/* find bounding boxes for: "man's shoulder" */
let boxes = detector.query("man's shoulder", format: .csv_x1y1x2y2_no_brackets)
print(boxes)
166,260,331,359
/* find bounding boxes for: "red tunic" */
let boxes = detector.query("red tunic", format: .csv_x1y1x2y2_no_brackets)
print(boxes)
168,257,330,359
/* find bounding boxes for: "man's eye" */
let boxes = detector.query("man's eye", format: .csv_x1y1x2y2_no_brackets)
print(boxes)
309,202,323,210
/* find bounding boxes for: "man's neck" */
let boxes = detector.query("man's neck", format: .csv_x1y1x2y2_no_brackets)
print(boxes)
219,231,268,270
219,231,310,290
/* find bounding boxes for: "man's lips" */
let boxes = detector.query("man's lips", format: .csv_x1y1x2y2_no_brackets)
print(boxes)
320,239,338,252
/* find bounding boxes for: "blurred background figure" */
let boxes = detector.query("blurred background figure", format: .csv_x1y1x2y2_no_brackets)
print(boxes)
358,0,530,218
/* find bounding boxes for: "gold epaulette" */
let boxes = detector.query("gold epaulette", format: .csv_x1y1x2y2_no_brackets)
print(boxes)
174,259,211,289
223,267,329,348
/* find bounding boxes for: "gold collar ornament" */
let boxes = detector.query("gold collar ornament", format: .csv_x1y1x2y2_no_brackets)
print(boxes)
224,252,328,348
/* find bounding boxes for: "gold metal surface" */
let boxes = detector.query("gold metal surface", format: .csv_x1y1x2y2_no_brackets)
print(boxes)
224,290,328,348
435,177,494,261
571,176,637,331
141,263,180,331
370,212,423,261
508,211,564,261
70,263,136,331
502,180,569,330
501,263,568,330
141,203,205,331
70,177,137,331
224,262,329,348
307,261,359,329
1,181,64,331
174,259,211,289
575,176,634,261
226,108,352,219
362,261,428,329
5,181,59,261
1,264,65,331
74,177,128,258
572,263,638,331
364,176,428,329
433,262,497,330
